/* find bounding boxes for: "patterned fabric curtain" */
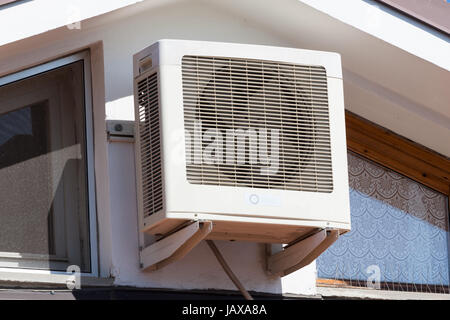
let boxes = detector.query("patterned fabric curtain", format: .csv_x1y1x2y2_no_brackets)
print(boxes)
317,152,450,290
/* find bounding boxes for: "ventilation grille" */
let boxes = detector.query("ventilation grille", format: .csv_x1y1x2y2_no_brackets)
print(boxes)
182,55,333,193
137,72,163,218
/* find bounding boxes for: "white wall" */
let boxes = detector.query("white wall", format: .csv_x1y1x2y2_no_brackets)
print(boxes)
0,0,318,296
0,0,317,295
103,1,317,296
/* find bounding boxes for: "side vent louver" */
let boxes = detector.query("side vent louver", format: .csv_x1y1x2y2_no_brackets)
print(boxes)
181,55,333,193
137,72,163,218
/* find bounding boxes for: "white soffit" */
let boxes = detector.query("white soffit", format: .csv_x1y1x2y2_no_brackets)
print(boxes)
0,0,149,47
295,0,450,157
299,0,450,71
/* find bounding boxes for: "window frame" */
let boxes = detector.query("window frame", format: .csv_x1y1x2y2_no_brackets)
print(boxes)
0,51,99,277
316,111,450,291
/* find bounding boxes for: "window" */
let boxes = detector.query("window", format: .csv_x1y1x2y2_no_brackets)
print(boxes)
0,52,97,273
317,112,450,293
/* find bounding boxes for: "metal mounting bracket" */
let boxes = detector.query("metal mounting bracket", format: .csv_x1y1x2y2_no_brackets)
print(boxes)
266,229,339,277
106,120,135,143
140,220,213,271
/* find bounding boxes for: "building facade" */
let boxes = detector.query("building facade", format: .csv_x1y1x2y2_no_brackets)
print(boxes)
0,0,449,299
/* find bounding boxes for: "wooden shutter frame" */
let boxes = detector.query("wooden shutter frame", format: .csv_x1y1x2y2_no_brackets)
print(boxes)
345,111,450,196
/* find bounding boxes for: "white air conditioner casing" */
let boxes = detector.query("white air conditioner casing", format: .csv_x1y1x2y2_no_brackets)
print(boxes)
133,39,350,245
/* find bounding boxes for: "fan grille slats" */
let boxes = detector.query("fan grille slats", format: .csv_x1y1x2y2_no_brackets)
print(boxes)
181,55,333,192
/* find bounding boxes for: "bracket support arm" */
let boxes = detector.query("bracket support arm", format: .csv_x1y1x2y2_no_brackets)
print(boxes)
266,229,339,277
140,220,213,271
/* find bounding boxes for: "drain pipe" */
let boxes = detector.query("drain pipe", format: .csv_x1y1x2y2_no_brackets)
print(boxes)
206,240,254,300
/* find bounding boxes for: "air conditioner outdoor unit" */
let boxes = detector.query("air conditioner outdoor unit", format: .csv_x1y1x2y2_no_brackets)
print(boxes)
133,39,350,275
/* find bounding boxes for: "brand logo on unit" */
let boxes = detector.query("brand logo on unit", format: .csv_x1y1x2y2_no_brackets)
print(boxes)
249,194,260,205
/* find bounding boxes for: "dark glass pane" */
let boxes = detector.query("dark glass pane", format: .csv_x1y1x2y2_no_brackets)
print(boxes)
0,61,91,272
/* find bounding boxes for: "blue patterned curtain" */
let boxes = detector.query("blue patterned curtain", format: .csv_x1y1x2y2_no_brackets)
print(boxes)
317,152,450,288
